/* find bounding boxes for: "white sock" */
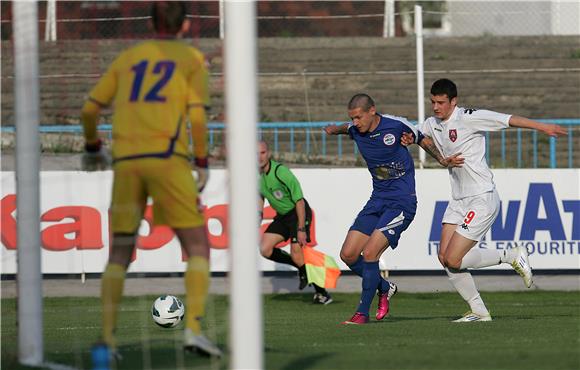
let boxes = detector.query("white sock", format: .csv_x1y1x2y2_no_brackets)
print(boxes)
499,248,518,263
460,248,502,269
445,268,489,316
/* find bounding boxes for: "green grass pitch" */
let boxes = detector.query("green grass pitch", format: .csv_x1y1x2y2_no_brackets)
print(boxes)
2,291,579,369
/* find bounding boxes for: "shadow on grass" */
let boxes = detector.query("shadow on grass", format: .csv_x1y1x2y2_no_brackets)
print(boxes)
278,352,334,370
485,315,537,321
333,316,451,326
264,346,334,370
387,315,455,322
111,343,226,370
269,293,344,306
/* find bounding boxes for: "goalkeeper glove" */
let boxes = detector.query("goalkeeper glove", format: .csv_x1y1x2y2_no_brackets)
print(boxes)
81,139,110,171
193,157,209,192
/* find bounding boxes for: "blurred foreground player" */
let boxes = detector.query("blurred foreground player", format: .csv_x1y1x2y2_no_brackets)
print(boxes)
81,1,221,358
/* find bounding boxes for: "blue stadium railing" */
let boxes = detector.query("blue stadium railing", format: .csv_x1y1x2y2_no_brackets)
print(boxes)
1,119,578,168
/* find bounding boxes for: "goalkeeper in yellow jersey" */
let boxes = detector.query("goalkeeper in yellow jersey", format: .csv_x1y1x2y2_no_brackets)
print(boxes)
80,1,221,359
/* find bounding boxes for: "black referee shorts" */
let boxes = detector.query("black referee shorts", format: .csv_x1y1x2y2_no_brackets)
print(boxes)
264,200,312,244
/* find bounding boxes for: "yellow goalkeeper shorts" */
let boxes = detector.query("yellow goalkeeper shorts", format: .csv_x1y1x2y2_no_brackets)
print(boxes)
110,156,204,233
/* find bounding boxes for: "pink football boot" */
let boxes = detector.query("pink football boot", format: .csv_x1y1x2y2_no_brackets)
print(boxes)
376,282,398,320
341,312,369,325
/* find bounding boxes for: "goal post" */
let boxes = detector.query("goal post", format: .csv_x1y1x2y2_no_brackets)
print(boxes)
415,5,426,167
224,1,264,369
13,0,43,366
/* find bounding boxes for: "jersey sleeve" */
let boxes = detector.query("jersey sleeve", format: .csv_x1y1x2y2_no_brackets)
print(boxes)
463,109,511,132
417,118,434,138
399,117,423,144
187,50,209,108
187,50,209,159
81,55,120,142
348,122,360,140
276,165,304,203
88,55,120,106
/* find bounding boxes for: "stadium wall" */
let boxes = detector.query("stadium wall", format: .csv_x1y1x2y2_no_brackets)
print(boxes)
1,169,578,274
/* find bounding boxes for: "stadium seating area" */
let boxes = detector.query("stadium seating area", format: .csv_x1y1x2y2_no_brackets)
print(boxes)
1,36,578,168
1,35,579,126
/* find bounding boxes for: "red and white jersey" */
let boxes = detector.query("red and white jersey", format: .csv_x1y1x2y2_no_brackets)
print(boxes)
419,106,511,200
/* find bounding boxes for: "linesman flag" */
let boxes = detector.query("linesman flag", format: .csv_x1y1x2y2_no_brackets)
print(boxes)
302,247,341,289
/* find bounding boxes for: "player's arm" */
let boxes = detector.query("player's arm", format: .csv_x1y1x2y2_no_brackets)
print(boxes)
188,55,210,190
80,100,110,170
400,129,464,168
403,131,444,163
81,59,117,145
418,136,464,168
294,198,308,246
188,104,208,163
81,99,104,146
258,195,265,221
80,64,116,170
324,123,349,135
189,104,209,191
508,116,567,137
281,169,308,246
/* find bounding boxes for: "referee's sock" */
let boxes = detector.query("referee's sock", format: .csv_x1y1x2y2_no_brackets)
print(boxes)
313,283,327,294
268,248,298,268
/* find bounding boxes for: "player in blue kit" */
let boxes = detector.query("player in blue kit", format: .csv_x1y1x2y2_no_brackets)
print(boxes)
325,93,463,324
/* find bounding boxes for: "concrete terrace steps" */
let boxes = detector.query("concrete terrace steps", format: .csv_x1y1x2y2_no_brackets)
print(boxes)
1,36,579,126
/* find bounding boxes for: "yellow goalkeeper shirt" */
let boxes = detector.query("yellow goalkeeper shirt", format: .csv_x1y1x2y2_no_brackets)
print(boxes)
87,38,209,161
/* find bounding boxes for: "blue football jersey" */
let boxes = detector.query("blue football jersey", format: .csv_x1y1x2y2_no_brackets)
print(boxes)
348,113,423,204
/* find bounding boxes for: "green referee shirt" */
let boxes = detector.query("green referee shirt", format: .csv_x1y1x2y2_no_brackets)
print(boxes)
259,160,304,215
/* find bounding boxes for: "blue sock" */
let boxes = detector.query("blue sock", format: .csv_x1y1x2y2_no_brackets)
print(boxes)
348,255,364,277
379,278,390,294
349,256,389,294
356,261,380,316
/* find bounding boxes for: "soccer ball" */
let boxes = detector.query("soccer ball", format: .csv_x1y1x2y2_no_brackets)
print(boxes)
151,295,185,328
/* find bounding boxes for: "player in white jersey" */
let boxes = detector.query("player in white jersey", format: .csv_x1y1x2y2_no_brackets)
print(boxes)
403,78,567,322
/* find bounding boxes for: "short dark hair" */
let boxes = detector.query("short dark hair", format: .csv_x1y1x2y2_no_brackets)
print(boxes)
348,93,375,111
430,79,457,100
151,1,187,34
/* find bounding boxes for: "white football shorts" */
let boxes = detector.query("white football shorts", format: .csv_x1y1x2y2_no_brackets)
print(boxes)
442,189,500,242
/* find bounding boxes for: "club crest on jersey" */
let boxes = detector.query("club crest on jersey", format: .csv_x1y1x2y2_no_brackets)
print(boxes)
383,133,396,146
273,190,284,200
449,129,458,142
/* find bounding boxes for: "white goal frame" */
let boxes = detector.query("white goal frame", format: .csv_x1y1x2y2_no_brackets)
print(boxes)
224,1,263,369
13,1,43,366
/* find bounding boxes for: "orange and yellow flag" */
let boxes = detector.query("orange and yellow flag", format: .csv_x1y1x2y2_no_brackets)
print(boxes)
302,247,341,289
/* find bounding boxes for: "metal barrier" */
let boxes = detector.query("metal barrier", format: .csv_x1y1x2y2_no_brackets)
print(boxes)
1,119,578,168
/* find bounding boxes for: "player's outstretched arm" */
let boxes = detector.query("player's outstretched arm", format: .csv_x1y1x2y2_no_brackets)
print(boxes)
418,136,464,168
323,123,349,135
509,116,568,137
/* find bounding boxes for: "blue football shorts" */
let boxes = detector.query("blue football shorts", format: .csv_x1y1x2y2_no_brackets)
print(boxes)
349,198,416,249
